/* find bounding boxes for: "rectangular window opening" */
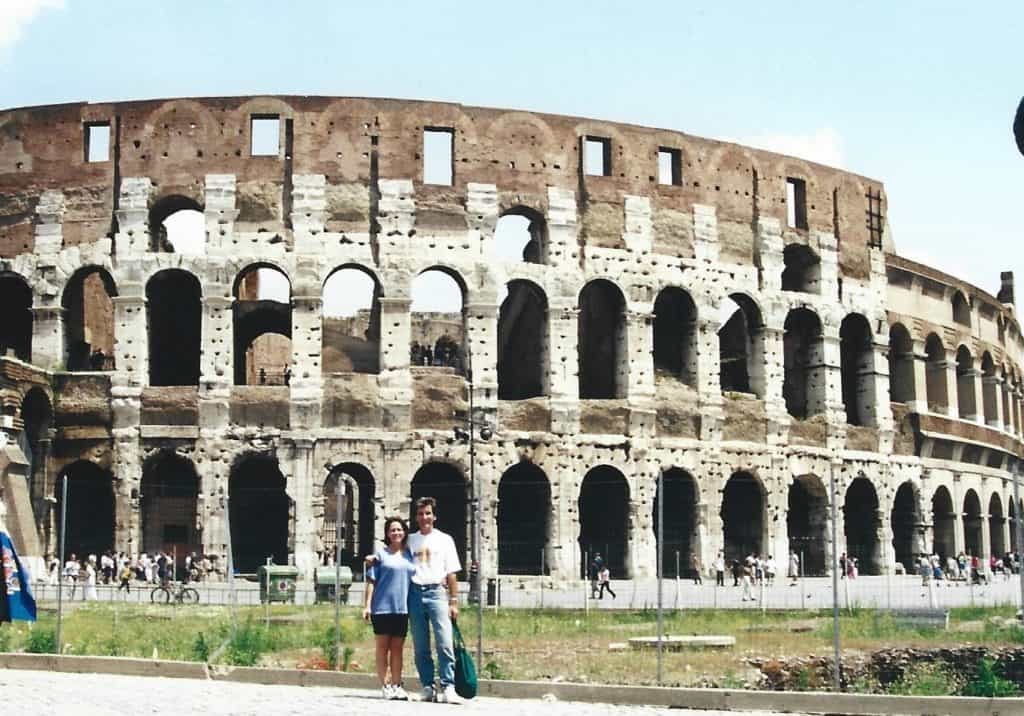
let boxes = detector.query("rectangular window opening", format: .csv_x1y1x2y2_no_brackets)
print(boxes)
657,147,682,186
786,177,807,229
584,136,611,177
423,127,454,185
84,122,110,163
251,115,281,157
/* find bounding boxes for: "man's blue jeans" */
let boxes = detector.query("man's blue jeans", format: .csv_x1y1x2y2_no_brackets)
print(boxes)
408,584,455,688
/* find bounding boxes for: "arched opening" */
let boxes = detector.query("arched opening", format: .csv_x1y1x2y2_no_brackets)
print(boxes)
962,489,983,557
783,308,825,419
0,274,32,362
652,287,697,387
322,266,381,374
62,267,116,371
890,481,921,573
887,323,915,404
952,291,970,326
497,462,551,575
981,353,998,427
955,346,976,419
229,453,290,572
840,313,876,426
1009,499,1018,554
141,451,200,568
924,334,948,413
989,493,1006,558
495,208,546,264
719,293,764,397
321,463,375,573
578,280,626,399
497,280,547,400
410,269,466,373
787,474,828,576
55,460,114,559
1001,366,1014,433
843,476,881,575
233,265,292,385
931,486,955,560
411,463,467,575
653,468,699,578
147,269,202,386
578,465,629,578
781,244,821,293
721,471,765,562
19,388,51,501
149,195,205,254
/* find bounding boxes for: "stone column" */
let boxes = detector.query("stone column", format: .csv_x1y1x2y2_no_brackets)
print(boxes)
816,232,840,299
290,290,323,431
546,187,578,270
291,174,327,255
762,326,789,445
548,300,580,434
378,297,412,429
696,312,724,442
33,189,65,255
694,204,721,265
111,286,148,388
980,504,992,560
756,217,783,292
952,476,966,555
464,301,499,411
828,463,845,577
968,368,985,423
986,374,1005,429
820,332,844,429
199,291,233,430
289,438,317,580
114,178,152,257
909,342,931,414
204,174,238,255
625,309,656,437
944,353,960,419
30,307,65,371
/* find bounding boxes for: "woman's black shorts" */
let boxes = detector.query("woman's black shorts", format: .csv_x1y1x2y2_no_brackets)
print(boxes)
371,613,409,637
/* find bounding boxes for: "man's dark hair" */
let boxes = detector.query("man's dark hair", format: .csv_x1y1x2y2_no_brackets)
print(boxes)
415,496,437,513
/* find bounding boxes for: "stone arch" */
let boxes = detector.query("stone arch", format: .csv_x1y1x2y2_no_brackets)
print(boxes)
411,462,468,575
486,110,563,178
496,206,547,264
410,267,468,374
653,287,698,388
783,307,825,419
924,333,948,412
653,467,700,578
843,475,881,575
578,279,626,399
955,345,976,419
989,492,1006,558
229,452,290,572
321,463,376,572
981,352,998,426
578,465,630,578
891,481,923,572
782,244,821,294
147,269,202,386
952,290,971,326
233,263,292,385
497,462,551,575
148,194,205,254
1009,498,1019,554
497,279,547,400
721,470,766,562
0,272,32,362
140,450,201,563
888,323,915,404
19,387,51,502
931,485,956,560
61,265,116,371
840,313,876,426
787,473,828,576
55,460,115,559
322,264,381,374
963,488,983,557
719,292,765,397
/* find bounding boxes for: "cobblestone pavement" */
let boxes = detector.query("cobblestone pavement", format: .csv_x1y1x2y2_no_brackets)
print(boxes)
1,669,812,716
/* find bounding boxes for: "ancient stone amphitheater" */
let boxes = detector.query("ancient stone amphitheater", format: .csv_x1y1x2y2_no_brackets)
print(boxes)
0,95,1019,582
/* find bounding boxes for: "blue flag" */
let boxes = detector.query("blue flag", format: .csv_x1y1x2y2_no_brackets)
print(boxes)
0,531,36,622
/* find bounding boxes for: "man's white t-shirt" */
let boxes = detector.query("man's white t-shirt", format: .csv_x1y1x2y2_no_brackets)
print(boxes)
407,529,462,585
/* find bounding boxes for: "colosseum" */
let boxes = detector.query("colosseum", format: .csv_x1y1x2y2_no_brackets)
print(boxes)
0,95,1020,583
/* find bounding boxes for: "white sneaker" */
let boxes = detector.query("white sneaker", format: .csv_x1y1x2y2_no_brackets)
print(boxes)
382,684,394,699
420,685,436,702
392,683,409,701
439,685,463,705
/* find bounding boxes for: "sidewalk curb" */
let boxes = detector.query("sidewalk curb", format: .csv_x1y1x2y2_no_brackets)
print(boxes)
0,653,1014,715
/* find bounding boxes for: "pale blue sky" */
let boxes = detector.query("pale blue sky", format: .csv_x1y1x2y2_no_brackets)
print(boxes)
2,1,1022,302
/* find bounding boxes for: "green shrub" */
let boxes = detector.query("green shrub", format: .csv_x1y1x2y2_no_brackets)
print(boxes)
962,658,1018,698
24,627,56,654
224,619,273,667
887,662,956,696
191,632,210,662
482,660,507,680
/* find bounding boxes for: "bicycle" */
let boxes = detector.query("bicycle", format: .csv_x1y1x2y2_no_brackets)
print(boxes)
150,581,200,605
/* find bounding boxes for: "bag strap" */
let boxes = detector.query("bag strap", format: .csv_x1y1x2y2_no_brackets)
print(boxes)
451,619,465,650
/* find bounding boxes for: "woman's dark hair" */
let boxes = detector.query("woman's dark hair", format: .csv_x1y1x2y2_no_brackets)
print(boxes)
382,515,409,545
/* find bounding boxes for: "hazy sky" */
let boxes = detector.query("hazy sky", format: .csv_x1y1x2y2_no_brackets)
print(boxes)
2,1,1022,307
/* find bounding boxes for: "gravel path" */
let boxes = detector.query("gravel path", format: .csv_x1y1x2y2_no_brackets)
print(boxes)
0,669,813,716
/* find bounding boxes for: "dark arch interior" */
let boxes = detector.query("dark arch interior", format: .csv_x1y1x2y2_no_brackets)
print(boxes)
721,471,764,562
932,487,955,560
952,291,970,326
955,346,976,419
781,244,820,293
787,475,828,575
19,388,51,498
840,313,873,426
324,463,375,573
1009,500,1019,554
578,280,624,399
229,454,290,572
783,308,824,419
410,462,467,576
963,490,983,556
147,270,202,386
56,461,114,559
578,465,629,577
497,462,551,574
653,288,697,386
989,493,1005,557
890,482,920,571
141,452,200,567
234,266,292,386
924,334,948,412
497,280,547,400
652,468,698,577
719,294,762,395
844,477,880,575
62,267,116,371
0,275,32,362
888,323,915,404
321,267,381,374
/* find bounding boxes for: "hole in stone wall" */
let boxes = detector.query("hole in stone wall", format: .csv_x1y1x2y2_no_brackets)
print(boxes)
498,463,551,575
56,460,115,558
497,279,547,400
149,195,205,254
229,453,290,572
843,477,881,575
887,323,915,404
495,207,546,264
653,287,697,387
657,147,682,186
85,122,110,163
653,468,698,577
981,352,998,426
931,486,955,560
579,465,629,578
62,267,117,372
788,474,828,576
251,115,281,156
583,136,611,177
141,451,201,568
924,333,948,412
423,127,454,185
19,388,51,500
890,481,921,573
578,279,625,399
718,293,764,397
786,177,807,229
411,463,467,577
411,268,465,373
721,471,765,563
781,244,821,293
955,345,976,419
962,489,983,558
322,463,376,572
952,291,971,326
783,307,825,419
233,264,292,385
0,274,32,362
147,269,202,386
840,313,875,426
323,267,381,374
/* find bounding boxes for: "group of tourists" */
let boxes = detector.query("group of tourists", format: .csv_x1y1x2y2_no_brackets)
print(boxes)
46,549,219,598
917,551,1020,586
410,335,463,370
586,553,616,599
362,496,464,703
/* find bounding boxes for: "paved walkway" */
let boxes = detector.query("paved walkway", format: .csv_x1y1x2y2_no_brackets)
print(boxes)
1,669,811,716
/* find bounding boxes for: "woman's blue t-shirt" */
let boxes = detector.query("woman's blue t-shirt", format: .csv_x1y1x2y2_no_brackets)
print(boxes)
367,546,415,614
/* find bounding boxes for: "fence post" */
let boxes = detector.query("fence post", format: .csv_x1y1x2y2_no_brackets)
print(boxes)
56,474,68,655
829,470,841,692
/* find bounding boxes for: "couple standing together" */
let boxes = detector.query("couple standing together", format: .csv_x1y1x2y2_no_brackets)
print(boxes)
362,496,462,704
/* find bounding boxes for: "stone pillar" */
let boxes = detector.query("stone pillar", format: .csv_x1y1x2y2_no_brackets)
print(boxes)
114,178,152,257
467,183,498,257
548,300,580,434
820,332,844,423
110,392,142,555
204,174,238,255
30,307,64,371
112,284,148,388
694,204,721,264
197,439,230,573
968,368,984,423
625,309,656,437
290,439,317,579
377,180,416,257
626,497,644,579
952,476,966,555
464,301,499,411
199,290,232,430
944,353,960,419
757,217,783,292
829,464,845,577
292,174,327,254
909,342,931,414
986,374,1005,429
816,232,839,299
696,312,724,442
290,291,323,431
763,326,789,445
980,504,992,560
546,187,578,269
33,189,65,255
378,297,413,429
623,196,652,254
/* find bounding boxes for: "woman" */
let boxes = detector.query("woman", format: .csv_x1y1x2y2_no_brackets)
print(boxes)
363,516,416,700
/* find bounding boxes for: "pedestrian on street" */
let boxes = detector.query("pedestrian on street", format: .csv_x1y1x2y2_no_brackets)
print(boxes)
363,516,415,701
713,551,725,587
690,554,703,584
597,565,616,599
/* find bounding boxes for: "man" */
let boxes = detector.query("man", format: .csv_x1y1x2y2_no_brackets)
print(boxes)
589,552,604,599
406,496,462,704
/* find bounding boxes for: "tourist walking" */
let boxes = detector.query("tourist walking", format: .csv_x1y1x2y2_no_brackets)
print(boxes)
83,556,98,601
63,553,80,600
597,565,616,599
589,552,604,599
117,562,133,594
788,551,800,586
690,554,703,584
363,516,416,701
713,551,725,587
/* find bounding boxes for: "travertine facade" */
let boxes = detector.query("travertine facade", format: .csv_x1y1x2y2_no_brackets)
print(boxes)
0,96,1020,581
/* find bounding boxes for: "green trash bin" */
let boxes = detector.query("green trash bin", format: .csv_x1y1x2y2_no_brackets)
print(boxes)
258,564,299,604
315,566,353,604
